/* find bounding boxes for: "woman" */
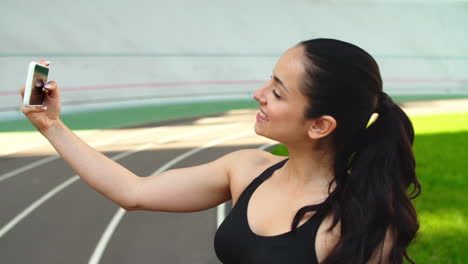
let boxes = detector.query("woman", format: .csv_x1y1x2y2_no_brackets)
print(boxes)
21,38,420,263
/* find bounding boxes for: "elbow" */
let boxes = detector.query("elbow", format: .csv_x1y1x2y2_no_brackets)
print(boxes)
120,176,143,211
120,197,140,211
122,205,139,212
119,196,141,212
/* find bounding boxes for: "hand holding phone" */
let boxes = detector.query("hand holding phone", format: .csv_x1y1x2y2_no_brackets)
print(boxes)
21,61,62,133
23,61,49,106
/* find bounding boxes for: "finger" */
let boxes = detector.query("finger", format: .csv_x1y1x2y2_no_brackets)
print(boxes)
21,105,47,114
44,80,57,91
43,80,60,98
37,60,51,67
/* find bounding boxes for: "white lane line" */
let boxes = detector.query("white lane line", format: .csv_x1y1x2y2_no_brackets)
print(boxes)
88,131,253,264
216,202,226,228
215,141,278,228
0,127,168,183
0,124,238,239
0,175,80,238
0,156,58,183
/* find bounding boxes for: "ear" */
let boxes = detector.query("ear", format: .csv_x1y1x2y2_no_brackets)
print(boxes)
307,115,337,140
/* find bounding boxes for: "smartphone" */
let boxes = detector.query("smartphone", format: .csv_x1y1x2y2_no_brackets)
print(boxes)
23,62,49,106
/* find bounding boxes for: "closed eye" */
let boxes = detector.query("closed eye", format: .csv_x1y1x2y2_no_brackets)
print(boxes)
272,89,281,99
270,75,284,99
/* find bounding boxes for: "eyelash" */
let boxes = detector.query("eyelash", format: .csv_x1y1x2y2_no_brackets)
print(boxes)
272,89,281,99
269,76,282,99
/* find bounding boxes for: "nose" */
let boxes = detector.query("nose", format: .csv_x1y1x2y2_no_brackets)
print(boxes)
253,83,268,104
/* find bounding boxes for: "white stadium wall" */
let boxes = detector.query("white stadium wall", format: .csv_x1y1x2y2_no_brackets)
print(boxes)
1,0,467,120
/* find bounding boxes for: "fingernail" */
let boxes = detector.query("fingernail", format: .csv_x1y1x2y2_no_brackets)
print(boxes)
45,61,51,65
44,84,52,89
42,106,48,110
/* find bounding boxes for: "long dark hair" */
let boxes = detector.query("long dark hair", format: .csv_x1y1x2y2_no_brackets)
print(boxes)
290,39,421,263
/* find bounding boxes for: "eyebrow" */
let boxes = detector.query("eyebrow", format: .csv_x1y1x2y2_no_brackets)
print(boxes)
272,74,289,93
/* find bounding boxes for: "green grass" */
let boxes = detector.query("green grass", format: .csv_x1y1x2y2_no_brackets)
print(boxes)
270,112,468,263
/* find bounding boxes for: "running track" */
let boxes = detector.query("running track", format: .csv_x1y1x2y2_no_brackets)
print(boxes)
0,109,275,264
1,100,468,264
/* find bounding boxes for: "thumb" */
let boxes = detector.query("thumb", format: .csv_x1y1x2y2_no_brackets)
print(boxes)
43,81,60,99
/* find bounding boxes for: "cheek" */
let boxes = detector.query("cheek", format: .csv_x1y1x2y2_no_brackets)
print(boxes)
255,106,310,143
270,104,300,122
282,107,310,133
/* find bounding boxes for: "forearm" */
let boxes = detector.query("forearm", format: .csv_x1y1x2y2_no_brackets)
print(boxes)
42,120,140,209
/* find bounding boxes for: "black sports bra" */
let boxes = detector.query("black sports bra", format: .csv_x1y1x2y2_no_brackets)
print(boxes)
214,158,325,264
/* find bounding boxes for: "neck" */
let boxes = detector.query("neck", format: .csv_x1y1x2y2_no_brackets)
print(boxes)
278,142,335,193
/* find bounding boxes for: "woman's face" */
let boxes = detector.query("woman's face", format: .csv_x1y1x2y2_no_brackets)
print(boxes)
253,45,312,145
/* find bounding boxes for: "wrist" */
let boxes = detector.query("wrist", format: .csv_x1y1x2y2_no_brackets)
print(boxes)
41,119,64,138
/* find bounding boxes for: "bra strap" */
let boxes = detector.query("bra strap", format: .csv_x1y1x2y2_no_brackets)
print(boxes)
258,158,289,181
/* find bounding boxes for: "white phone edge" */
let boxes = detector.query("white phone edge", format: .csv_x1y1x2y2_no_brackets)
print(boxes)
23,61,48,106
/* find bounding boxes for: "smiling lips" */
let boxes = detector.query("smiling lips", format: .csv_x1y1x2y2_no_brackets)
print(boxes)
257,110,269,122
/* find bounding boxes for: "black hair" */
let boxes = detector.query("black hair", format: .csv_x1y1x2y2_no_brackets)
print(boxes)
291,38,421,263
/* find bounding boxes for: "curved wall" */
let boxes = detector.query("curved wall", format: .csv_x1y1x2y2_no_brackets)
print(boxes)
1,0,467,119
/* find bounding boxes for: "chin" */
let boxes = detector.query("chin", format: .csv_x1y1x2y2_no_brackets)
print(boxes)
254,124,262,136
254,122,267,136
254,124,277,142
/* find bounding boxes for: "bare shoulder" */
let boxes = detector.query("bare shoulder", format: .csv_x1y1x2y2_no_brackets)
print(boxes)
228,148,286,179
227,148,287,206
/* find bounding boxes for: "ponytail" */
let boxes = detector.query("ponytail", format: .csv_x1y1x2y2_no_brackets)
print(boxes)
363,93,420,263
295,39,421,263
292,93,420,263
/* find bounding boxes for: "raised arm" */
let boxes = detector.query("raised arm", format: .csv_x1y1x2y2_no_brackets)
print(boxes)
43,119,234,212
20,64,234,212
40,119,143,209
130,151,235,212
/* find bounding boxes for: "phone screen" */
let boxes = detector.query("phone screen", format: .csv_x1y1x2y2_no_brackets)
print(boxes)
29,64,49,105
